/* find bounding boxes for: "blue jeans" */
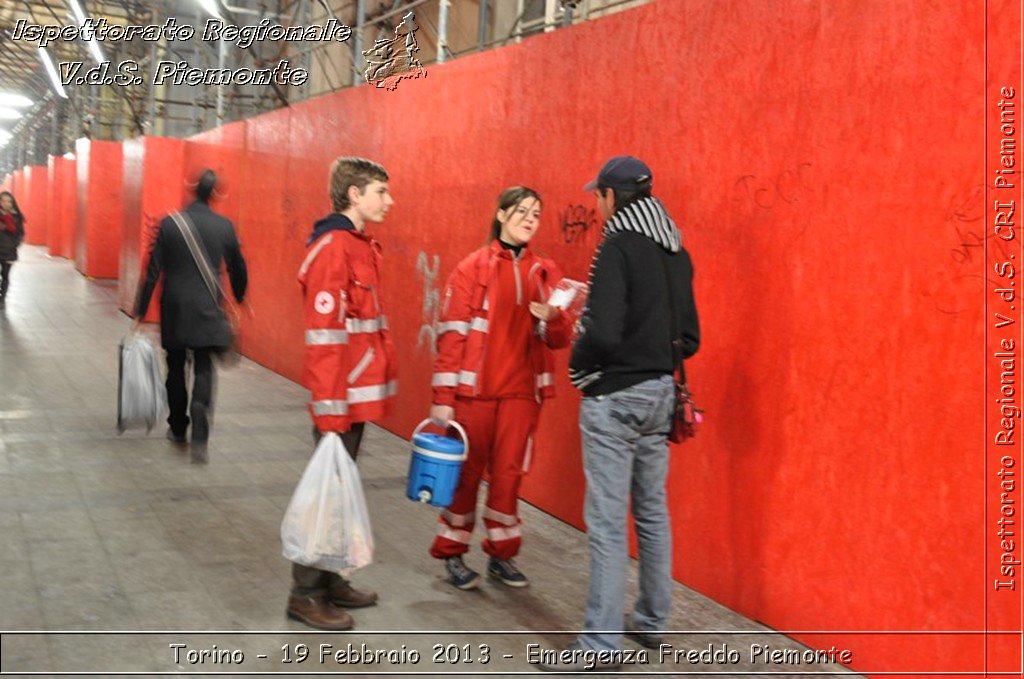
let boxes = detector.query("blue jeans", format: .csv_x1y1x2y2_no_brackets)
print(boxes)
579,375,675,652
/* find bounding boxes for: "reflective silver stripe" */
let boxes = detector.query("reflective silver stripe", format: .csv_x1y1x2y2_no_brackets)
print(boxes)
348,379,398,403
437,524,472,544
458,370,477,386
305,329,348,345
346,317,386,333
432,372,459,387
298,233,333,276
311,399,348,415
536,320,548,342
536,372,555,388
483,506,518,527
522,435,533,474
486,525,522,542
470,317,489,333
348,347,375,383
437,320,470,336
443,510,475,527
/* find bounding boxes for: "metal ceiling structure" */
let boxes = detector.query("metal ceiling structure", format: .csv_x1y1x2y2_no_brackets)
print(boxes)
0,0,648,175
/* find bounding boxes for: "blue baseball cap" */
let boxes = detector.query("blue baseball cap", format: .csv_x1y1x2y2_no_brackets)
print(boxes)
582,155,653,192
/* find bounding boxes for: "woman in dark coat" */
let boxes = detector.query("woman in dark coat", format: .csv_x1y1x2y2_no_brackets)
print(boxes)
0,191,26,308
134,171,247,462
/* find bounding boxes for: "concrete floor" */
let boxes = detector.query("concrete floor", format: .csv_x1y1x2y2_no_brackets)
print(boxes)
0,247,862,677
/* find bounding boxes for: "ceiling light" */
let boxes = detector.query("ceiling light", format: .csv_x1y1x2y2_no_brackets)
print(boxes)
196,0,224,19
66,0,108,63
38,49,69,99
0,93,33,108
67,0,87,25
0,130,13,149
0,108,23,120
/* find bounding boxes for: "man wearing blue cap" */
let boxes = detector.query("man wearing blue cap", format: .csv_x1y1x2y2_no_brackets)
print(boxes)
541,156,700,671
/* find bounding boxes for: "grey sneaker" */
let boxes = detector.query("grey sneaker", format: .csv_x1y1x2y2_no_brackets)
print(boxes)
487,557,528,587
444,556,480,590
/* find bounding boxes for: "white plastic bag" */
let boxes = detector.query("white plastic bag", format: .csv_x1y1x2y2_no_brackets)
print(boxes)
117,332,168,433
281,433,374,576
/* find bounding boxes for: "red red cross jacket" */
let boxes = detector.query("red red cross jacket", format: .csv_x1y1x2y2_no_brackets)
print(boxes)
432,241,571,406
298,225,398,432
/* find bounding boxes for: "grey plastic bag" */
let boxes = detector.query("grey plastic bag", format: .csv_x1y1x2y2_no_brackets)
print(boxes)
117,332,167,433
281,433,374,576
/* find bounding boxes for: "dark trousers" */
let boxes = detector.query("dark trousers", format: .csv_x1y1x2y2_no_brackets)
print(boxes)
0,261,11,298
166,347,215,442
291,422,366,596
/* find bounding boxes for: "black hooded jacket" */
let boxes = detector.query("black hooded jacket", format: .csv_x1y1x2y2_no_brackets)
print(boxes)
569,196,700,396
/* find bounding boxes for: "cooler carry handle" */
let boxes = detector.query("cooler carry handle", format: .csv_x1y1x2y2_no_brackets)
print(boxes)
412,418,469,462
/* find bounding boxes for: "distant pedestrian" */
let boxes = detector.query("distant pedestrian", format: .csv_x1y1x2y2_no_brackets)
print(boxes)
0,191,26,309
134,170,248,463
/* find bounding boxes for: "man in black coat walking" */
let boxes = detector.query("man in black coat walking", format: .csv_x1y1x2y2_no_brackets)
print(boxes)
134,171,247,462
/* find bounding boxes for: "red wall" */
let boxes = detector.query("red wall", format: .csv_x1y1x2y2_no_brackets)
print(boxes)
59,155,76,259
21,166,48,247
1,1,1018,674
46,157,64,257
186,1,1003,673
119,137,187,319
75,139,123,279
46,155,76,259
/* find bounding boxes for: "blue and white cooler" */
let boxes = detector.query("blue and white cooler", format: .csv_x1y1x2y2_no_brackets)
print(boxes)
406,419,468,508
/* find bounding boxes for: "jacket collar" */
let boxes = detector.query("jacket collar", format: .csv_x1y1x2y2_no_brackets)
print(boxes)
603,195,681,253
185,200,212,214
487,238,532,262
308,212,356,246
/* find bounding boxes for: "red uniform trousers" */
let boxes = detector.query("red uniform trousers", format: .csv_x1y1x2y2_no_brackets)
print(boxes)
429,396,540,560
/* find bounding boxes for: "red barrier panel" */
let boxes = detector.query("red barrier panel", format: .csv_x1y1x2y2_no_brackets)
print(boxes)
119,136,187,319
74,0,1012,672
47,155,77,259
59,155,76,259
46,157,64,257
22,166,48,247
75,139,123,279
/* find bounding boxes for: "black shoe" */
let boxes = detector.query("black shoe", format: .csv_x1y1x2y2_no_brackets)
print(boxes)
487,557,528,587
444,556,480,590
166,428,188,448
537,640,622,672
624,618,664,649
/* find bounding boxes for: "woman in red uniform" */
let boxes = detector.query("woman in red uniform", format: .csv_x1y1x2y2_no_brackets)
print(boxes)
428,186,570,590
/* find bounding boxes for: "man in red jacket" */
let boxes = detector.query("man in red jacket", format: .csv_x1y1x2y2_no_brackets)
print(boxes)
287,157,397,631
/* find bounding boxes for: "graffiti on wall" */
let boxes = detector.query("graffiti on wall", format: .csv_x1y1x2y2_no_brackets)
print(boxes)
416,251,441,355
559,204,599,244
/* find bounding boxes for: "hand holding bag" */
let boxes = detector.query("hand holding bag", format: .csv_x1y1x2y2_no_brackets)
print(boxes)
117,331,168,433
281,433,374,575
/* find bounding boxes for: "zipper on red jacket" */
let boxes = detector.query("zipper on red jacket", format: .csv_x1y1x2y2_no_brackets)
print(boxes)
512,256,523,305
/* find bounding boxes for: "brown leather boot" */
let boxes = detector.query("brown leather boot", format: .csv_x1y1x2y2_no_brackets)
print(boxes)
328,580,378,608
286,594,354,630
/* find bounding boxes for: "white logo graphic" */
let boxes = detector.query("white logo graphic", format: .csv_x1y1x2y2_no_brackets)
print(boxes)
314,291,335,315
